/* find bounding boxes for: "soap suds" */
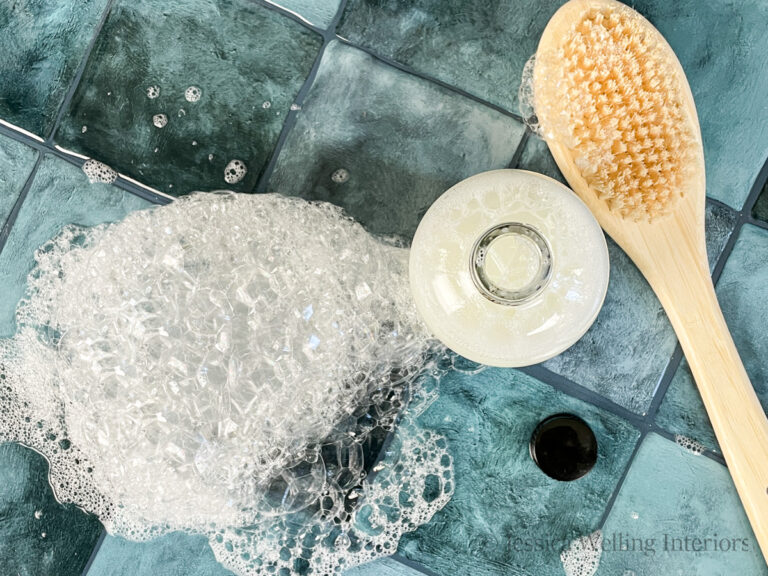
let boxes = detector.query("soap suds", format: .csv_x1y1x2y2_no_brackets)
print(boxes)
0,192,452,575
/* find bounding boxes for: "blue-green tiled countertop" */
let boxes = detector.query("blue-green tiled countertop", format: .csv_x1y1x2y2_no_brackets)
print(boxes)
2,1,768,575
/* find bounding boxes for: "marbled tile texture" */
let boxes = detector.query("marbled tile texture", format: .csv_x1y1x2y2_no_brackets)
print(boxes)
56,0,322,195
0,0,110,136
270,40,525,240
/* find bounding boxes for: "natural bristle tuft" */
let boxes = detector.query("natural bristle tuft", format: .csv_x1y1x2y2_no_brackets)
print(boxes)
533,2,699,220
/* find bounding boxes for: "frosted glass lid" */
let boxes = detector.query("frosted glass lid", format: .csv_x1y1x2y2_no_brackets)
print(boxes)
409,169,610,367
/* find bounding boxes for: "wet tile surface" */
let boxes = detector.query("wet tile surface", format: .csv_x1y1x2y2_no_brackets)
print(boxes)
0,155,151,337
266,0,341,28
398,367,640,576
56,0,322,195
344,557,426,576
340,0,768,210
656,224,768,453
0,0,110,137
517,136,739,413
599,433,767,575
634,0,768,209
338,0,562,113
88,532,235,576
754,180,768,224
0,442,102,576
270,40,526,239
0,135,38,226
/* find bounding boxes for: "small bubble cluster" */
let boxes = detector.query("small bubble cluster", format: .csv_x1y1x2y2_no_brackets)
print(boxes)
185,86,202,102
0,192,454,576
561,531,603,576
529,2,699,220
147,85,160,99
81,159,117,184
153,113,168,128
331,168,350,184
675,434,705,456
224,159,247,184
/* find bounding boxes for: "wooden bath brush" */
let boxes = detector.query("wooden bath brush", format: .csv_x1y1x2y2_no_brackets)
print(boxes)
532,0,768,560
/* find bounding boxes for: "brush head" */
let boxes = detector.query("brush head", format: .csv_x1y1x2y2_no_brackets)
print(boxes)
530,0,701,220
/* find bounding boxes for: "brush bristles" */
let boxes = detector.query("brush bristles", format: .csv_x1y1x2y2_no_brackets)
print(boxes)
535,4,698,220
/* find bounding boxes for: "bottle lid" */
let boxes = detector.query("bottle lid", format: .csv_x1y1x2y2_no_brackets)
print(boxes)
409,169,609,367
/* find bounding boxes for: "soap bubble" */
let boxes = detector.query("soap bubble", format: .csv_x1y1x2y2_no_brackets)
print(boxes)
152,113,168,128
0,192,454,575
81,159,117,184
224,159,247,184
331,168,350,184
185,86,202,102
561,531,603,576
147,85,160,99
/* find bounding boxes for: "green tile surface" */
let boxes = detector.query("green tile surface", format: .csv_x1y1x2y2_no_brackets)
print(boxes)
0,154,151,337
338,0,561,113
599,433,767,575
266,0,341,28
56,0,322,195
518,136,738,413
88,532,235,576
754,180,768,224
0,442,102,576
0,135,38,226
656,224,768,453
344,557,426,576
0,0,109,136
270,40,526,239
398,367,640,576
340,0,768,209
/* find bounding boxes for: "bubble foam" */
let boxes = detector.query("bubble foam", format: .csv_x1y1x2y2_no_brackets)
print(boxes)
82,159,117,184
0,192,453,575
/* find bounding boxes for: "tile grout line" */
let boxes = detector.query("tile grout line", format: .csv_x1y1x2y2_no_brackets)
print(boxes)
597,154,768,530
80,528,107,576
47,0,116,143
391,553,443,576
252,32,330,194
507,129,531,169
0,155,44,258
334,36,525,124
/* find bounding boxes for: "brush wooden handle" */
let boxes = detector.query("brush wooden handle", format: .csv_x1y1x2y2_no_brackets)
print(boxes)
651,249,768,561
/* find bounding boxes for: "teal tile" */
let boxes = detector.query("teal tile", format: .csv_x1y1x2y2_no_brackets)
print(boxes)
753,180,768,224
0,154,152,337
56,0,322,195
0,442,102,576
655,359,719,454
598,433,767,575
0,136,38,226
517,136,739,413
88,532,235,576
266,0,341,28
656,224,768,453
398,368,640,576
340,0,768,209
634,0,768,209
0,0,110,136
542,237,677,414
269,40,526,239
343,557,426,576
338,0,563,113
